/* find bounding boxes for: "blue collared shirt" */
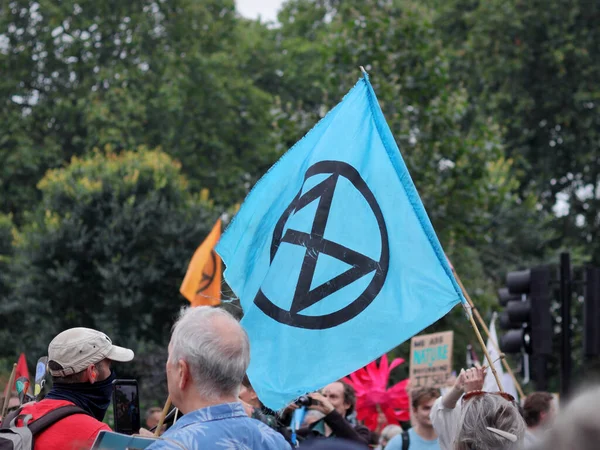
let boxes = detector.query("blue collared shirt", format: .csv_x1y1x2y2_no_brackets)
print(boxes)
146,402,290,450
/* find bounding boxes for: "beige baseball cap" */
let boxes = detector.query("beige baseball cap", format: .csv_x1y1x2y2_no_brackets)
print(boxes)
48,327,134,377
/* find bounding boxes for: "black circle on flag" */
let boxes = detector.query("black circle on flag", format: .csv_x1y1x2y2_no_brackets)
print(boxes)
254,160,389,329
196,250,217,293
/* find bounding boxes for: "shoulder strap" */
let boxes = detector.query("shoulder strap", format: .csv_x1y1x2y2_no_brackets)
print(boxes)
0,407,24,429
401,429,410,450
27,405,89,436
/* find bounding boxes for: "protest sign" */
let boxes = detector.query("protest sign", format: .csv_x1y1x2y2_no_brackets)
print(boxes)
409,331,454,388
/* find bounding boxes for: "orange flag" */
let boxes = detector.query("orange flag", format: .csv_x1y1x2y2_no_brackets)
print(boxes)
180,219,222,307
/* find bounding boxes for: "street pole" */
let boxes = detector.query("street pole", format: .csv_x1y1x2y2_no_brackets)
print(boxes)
560,252,572,397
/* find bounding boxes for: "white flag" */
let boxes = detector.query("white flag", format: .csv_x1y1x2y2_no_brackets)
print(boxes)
483,313,519,401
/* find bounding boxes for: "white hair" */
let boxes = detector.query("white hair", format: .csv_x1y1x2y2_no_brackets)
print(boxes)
169,307,250,400
455,394,525,450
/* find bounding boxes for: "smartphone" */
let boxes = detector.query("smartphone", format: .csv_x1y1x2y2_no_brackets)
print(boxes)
112,379,140,435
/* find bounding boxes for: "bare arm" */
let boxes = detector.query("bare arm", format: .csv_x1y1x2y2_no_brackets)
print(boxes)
442,367,487,409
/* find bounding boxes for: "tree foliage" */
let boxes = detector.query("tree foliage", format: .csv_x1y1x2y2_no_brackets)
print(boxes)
0,214,14,300
1,148,215,362
0,0,278,220
434,0,600,262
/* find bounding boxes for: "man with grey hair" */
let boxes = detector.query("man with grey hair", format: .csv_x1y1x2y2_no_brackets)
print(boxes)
146,307,290,449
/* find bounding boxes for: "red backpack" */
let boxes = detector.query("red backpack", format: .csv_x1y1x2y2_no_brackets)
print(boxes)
0,405,88,450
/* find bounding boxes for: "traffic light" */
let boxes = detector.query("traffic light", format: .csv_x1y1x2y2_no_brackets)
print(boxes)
498,267,552,355
498,267,552,388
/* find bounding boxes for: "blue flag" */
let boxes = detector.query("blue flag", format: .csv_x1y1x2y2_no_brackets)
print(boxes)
217,72,465,410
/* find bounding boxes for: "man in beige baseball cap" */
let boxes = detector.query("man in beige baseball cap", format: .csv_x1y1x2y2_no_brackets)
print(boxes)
14,327,134,450
47,327,134,377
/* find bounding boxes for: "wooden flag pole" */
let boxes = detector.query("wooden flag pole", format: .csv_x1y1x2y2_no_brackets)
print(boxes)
464,305,504,392
154,395,172,437
483,314,526,399
453,272,525,399
451,271,505,392
1,363,17,418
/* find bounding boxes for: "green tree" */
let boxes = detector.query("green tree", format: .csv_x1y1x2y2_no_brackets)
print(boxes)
0,0,278,221
434,0,600,263
0,214,13,298
0,213,16,386
1,148,215,370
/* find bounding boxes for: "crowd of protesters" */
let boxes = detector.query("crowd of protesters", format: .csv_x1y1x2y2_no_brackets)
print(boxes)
1,306,600,449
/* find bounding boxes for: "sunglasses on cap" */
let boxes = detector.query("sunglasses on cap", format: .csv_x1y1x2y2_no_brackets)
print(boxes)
462,390,516,403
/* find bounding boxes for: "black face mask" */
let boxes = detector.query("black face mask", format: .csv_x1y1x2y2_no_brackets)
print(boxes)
46,370,116,421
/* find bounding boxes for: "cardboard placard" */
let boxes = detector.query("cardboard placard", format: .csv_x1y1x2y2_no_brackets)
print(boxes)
409,331,454,388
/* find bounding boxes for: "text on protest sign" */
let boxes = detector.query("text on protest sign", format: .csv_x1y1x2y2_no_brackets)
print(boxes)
409,331,454,388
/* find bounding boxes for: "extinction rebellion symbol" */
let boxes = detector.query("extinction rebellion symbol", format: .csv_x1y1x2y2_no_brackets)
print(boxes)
196,250,217,294
254,161,389,329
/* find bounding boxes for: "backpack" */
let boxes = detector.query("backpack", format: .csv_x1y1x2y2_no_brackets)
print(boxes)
401,429,409,450
0,405,88,450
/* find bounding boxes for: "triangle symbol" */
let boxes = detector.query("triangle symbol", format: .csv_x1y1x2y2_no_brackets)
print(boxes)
283,197,320,237
309,252,355,292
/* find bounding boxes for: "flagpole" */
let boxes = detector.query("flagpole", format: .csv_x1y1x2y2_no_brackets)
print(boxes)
484,314,526,400
463,304,505,392
453,272,525,399
154,395,171,437
1,363,17,417
451,270,504,392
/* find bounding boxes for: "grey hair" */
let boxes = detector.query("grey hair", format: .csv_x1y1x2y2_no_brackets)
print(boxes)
454,394,525,450
535,385,600,450
169,306,250,400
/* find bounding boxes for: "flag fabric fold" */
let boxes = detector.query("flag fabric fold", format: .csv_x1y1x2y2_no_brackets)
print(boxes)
180,219,222,307
217,72,464,410
483,313,519,401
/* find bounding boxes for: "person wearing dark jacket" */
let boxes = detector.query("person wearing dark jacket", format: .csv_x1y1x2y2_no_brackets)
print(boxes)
296,381,371,447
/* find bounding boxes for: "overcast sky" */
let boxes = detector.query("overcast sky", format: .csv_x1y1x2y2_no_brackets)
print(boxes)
236,0,284,22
